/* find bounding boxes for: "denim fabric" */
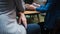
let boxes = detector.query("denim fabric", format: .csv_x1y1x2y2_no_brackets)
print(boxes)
27,24,41,34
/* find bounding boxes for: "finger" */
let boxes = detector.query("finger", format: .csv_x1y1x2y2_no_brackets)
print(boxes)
18,17,22,24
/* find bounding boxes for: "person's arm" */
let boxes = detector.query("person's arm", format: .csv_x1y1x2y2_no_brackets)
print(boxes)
18,12,27,29
15,0,25,12
36,0,56,13
15,0,27,28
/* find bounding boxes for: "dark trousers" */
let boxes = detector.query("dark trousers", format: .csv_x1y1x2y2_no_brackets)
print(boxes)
38,22,53,34
27,24,41,34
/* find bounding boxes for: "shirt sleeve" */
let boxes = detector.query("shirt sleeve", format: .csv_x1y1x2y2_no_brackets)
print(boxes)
15,0,25,12
36,0,56,13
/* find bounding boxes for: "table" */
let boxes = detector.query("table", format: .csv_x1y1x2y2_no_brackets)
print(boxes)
24,11,40,14
24,11,40,23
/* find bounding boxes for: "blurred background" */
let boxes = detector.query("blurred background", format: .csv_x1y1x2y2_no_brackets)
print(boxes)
24,0,47,24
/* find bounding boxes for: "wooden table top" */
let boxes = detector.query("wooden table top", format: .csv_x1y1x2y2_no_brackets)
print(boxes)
24,11,40,15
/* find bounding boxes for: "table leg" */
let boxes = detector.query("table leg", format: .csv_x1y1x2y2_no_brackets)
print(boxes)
37,14,40,23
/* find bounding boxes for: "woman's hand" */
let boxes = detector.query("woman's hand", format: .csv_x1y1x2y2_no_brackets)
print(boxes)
25,4,36,11
18,12,27,29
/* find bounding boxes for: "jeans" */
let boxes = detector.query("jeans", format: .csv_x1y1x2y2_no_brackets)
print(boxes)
27,24,41,34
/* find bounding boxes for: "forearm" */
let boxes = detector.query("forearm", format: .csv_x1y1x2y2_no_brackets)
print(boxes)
15,0,25,12
36,0,55,13
15,0,27,27
36,5,47,13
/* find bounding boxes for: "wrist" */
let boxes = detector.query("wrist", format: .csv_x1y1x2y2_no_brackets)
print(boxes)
34,7,37,11
19,12,24,14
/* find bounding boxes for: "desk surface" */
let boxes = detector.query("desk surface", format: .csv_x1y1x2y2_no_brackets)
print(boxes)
24,11,44,22
24,11,40,14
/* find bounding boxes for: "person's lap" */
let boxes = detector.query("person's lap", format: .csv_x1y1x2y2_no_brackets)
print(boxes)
27,23,41,34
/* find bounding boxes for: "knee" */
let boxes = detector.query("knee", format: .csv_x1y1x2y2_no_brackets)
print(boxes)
27,24,41,32
27,24,40,29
